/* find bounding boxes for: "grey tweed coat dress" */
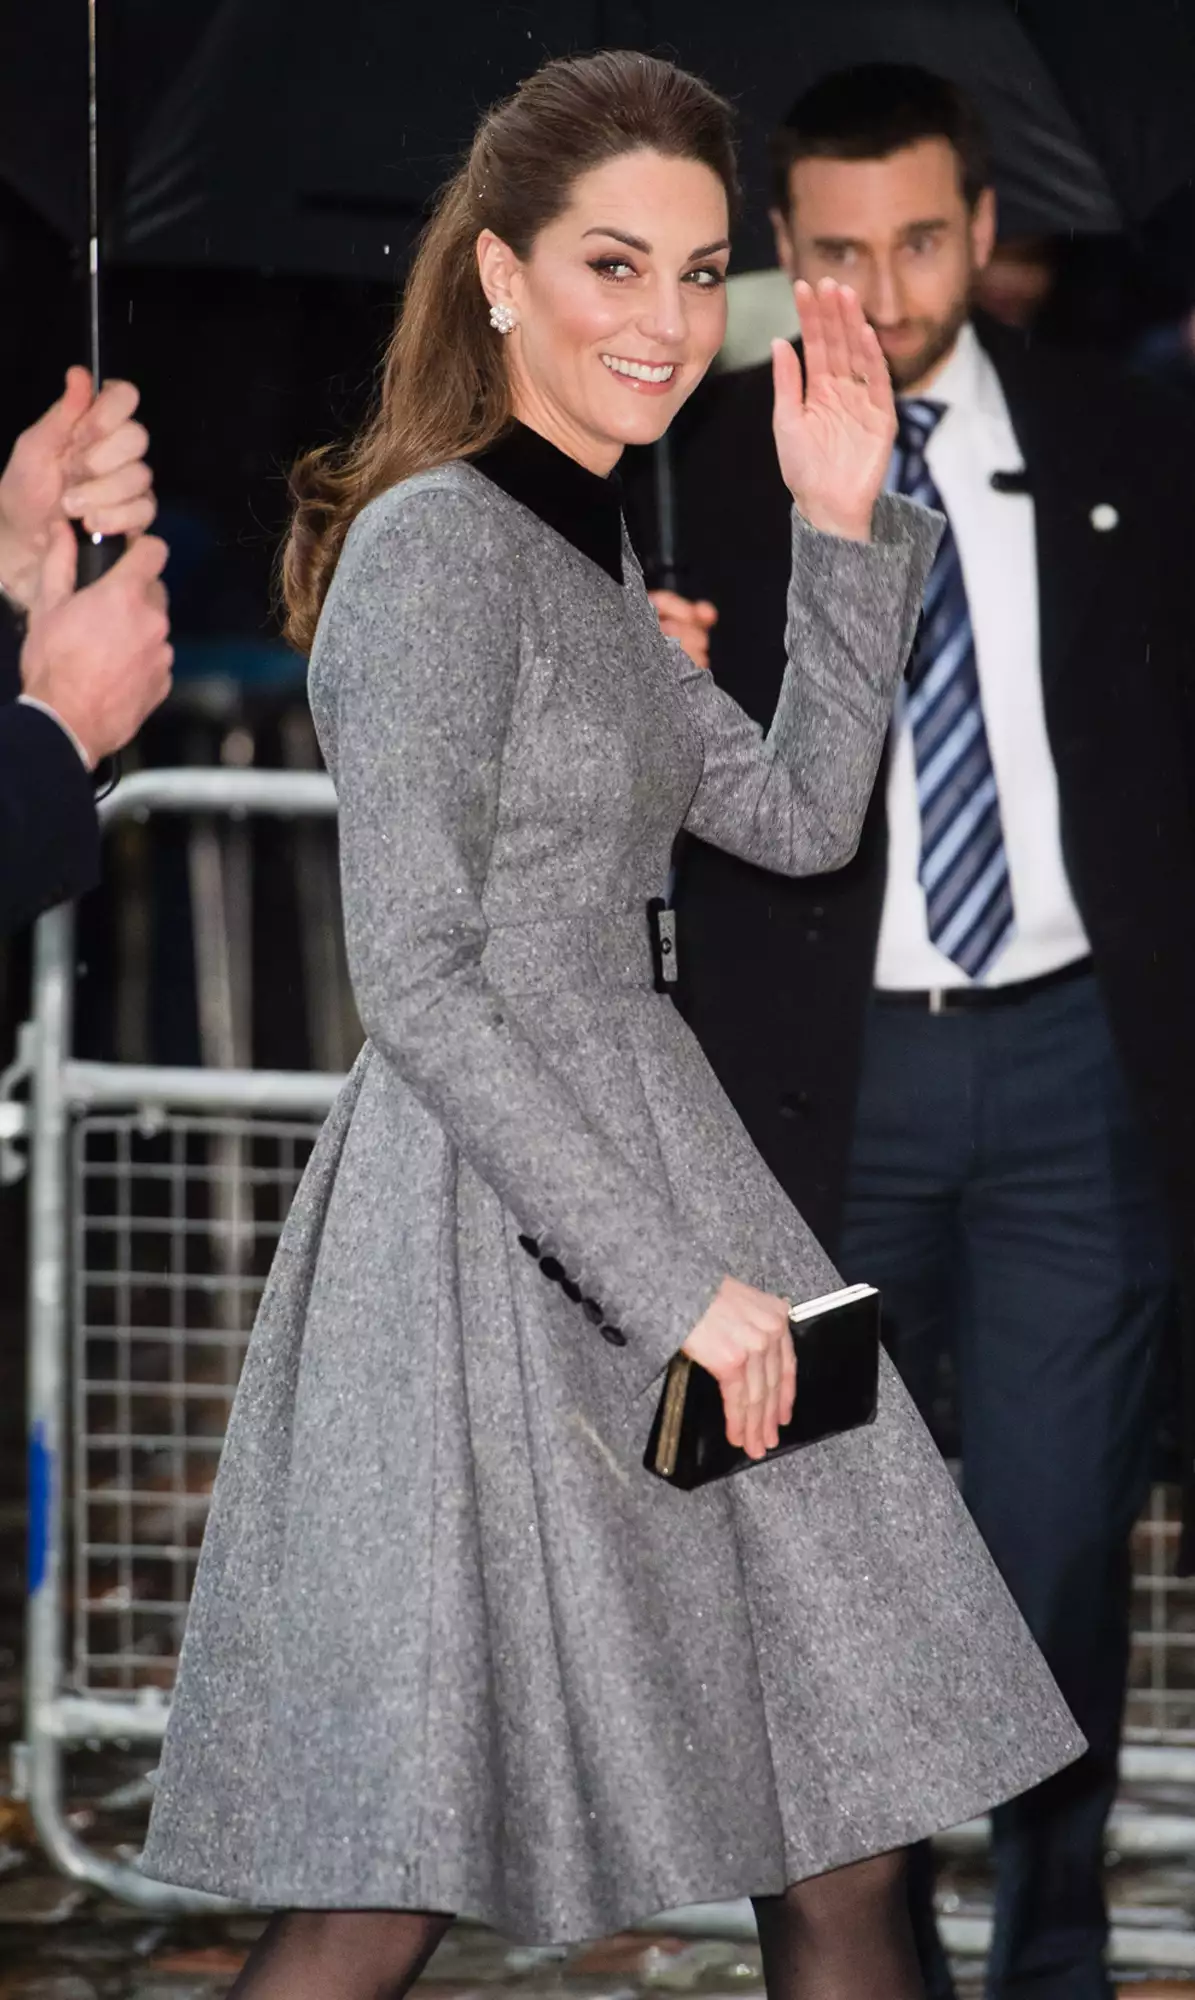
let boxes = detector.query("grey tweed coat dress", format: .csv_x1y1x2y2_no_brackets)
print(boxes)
141,422,1082,1942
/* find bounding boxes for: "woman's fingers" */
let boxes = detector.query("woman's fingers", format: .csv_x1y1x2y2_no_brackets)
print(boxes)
839,285,872,377
745,1288,792,1335
688,1282,796,1459
743,1349,768,1460
780,1326,798,1429
771,336,807,444
793,279,825,393
858,319,893,419
841,296,893,424
763,1323,783,1451
722,1368,748,1451
819,280,855,385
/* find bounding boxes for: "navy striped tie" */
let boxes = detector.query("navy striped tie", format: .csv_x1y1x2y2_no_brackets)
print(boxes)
895,399,1015,979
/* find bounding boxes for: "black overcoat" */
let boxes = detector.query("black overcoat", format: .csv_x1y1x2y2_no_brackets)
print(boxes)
0,604,99,935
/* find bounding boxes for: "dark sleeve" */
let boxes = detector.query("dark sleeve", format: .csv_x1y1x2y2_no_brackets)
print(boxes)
0,701,100,934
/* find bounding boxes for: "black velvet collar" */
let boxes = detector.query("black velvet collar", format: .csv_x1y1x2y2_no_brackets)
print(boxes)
472,421,624,585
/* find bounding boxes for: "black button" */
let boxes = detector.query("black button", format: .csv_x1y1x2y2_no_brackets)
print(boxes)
582,1299,604,1325
599,1323,627,1347
517,1234,540,1258
540,1255,565,1284
561,1277,582,1303
805,928,822,945
779,1089,812,1121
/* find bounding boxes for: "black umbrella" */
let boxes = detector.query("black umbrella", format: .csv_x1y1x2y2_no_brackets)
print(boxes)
649,0,1195,269
8,0,1195,286
0,1,222,277
0,0,227,575
113,0,611,282
96,0,1195,281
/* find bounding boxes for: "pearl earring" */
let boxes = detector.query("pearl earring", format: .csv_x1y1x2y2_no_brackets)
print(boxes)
489,301,517,335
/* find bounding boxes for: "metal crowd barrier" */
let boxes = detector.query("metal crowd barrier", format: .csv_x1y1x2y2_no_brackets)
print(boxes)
3,769,1195,1970
3,770,344,1912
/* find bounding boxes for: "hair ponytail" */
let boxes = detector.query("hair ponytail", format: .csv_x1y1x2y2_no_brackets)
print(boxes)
282,174,512,653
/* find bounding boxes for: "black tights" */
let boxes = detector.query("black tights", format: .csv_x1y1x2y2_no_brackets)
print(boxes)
753,1851,924,2000
225,1908,453,2000
226,1851,922,2000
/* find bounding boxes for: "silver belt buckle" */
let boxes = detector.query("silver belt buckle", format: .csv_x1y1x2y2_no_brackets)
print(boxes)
648,899,678,988
929,988,946,1016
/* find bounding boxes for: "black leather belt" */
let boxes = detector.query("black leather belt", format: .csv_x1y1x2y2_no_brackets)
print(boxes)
874,955,1093,1015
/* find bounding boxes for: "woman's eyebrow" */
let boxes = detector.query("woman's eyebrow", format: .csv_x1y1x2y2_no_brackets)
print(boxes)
582,227,730,258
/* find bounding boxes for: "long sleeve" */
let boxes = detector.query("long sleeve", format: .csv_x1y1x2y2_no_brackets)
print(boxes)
0,699,100,935
673,492,941,872
312,482,727,1400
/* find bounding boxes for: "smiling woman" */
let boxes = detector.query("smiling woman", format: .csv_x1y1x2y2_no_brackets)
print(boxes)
140,45,1081,2000
475,148,731,468
281,50,740,653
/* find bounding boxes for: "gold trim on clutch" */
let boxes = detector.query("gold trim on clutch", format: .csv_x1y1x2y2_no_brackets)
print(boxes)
654,1353,693,1477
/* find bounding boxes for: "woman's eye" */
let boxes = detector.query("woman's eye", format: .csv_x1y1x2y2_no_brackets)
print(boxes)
685,266,726,289
590,257,636,281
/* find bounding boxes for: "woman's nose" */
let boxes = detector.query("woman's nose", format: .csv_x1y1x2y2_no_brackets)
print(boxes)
638,279,686,346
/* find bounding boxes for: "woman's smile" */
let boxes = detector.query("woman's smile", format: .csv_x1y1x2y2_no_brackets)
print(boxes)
599,352,679,389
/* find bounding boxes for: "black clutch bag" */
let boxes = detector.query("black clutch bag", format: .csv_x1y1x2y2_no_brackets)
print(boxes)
644,1283,881,1490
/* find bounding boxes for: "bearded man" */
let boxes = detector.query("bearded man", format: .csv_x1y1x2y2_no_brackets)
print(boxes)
625,63,1195,2000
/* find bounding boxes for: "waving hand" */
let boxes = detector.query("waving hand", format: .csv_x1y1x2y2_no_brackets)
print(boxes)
771,278,896,543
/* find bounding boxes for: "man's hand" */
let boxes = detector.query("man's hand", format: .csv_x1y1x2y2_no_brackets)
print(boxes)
20,521,173,768
648,589,719,672
0,368,156,610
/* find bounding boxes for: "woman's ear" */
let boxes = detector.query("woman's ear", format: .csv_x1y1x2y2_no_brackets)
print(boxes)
477,229,519,314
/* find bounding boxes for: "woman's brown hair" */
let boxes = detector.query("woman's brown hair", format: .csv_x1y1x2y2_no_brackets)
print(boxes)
281,48,738,653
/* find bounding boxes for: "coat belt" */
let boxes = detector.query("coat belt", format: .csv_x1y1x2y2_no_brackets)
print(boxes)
480,907,666,995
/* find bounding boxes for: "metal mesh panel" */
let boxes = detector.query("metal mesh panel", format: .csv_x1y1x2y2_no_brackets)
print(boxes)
70,1111,320,1697
1127,1483,1195,1741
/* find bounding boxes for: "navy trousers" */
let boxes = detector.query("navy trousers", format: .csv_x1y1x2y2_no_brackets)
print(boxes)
839,969,1171,2000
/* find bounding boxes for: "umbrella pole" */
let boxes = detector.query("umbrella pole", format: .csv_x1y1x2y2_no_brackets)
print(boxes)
78,0,122,588
87,0,102,394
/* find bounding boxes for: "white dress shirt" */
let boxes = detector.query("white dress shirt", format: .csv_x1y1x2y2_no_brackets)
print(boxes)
874,321,1090,990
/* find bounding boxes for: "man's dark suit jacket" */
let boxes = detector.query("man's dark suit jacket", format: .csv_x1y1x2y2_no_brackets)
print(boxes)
624,313,1195,1411
0,605,99,935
